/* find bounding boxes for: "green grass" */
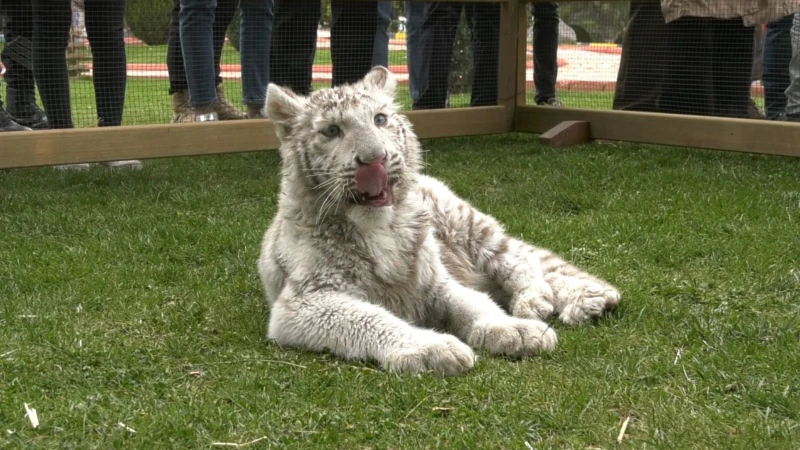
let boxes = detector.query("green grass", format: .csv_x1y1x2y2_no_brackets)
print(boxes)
124,44,408,67
2,134,799,449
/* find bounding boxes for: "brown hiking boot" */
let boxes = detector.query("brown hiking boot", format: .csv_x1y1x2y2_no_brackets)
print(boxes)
246,104,268,119
174,103,219,123
171,91,192,123
214,84,245,120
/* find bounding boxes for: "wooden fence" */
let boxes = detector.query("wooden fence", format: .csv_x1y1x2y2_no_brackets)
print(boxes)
1,0,798,169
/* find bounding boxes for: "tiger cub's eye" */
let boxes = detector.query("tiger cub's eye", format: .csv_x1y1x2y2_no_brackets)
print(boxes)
374,114,388,127
321,124,341,137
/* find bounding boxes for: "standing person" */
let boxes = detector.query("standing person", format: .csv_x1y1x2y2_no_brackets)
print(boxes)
177,0,274,121
404,0,426,104
373,1,392,68
22,0,141,170
612,0,669,112
167,0,245,122
531,3,563,107
269,0,381,95
658,0,800,118
413,2,500,110
782,13,800,121
763,15,794,119
1,1,48,131
412,2,562,110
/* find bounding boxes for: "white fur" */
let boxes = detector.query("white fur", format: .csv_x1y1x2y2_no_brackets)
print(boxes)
257,67,620,376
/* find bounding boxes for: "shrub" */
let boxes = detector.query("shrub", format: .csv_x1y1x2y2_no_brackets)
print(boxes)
227,9,241,52
449,10,473,95
125,0,173,46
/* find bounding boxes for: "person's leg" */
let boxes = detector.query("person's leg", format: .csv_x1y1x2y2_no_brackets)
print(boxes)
83,0,141,170
373,1,392,68
413,2,461,110
763,15,793,119
404,0,425,104
210,0,244,119
179,0,218,110
612,0,669,111
31,0,73,129
0,0,41,131
330,1,378,87
83,0,127,127
166,0,195,121
239,0,274,118
660,16,715,116
465,2,499,107
269,0,319,95
531,2,560,105
711,18,754,118
784,14,800,120
167,0,187,95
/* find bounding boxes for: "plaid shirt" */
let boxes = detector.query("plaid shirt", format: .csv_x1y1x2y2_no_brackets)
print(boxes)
662,0,800,26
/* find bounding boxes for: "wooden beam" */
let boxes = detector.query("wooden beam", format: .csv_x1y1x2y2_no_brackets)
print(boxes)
516,2,529,107
515,105,800,158
0,106,508,169
538,120,590,147
497,0,521,132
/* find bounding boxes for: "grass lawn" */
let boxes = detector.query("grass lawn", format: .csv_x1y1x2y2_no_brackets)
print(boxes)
124,44,409,67
2,133,799,449
69,77,613,128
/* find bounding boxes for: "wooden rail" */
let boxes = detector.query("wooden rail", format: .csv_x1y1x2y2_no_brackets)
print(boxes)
0,107,507,169
1,0,797,170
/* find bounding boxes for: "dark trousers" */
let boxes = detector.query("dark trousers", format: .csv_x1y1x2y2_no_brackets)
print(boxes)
612,0,669,112
167,0,238,95
1,0,36,106
763,15,794,118
413,2,499,110
270,0,377,95
532,2,559,103
660,17,754,118
5,0,127,128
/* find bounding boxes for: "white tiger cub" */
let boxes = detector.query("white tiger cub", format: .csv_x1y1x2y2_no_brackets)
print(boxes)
257,67,620,377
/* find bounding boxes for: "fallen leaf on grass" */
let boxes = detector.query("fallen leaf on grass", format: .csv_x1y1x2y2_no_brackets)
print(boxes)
211,436,268,448
117,422,136,434
432,407,453,415
24,403,39,429
617,416,630,443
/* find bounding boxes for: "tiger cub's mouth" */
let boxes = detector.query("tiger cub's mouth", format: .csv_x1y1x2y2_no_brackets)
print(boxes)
353,159,394,208
355,187,394,208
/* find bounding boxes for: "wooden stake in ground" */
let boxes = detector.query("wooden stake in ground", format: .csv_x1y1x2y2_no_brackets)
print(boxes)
538,121,591,148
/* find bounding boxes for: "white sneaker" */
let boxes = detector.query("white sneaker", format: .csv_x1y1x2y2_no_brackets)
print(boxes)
53,163,91,171
103,160,143,171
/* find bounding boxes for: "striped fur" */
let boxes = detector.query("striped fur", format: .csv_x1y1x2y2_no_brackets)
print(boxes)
257,67,620,377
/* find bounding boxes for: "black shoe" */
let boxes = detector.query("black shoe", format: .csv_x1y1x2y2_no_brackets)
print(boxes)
6,87,49,129
0,105,32,132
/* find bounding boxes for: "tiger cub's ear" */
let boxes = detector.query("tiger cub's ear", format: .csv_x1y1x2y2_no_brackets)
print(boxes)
266,83,306,141
361,66,397,98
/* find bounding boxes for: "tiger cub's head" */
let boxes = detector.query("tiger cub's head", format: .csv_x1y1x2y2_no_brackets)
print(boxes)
266,67,423,219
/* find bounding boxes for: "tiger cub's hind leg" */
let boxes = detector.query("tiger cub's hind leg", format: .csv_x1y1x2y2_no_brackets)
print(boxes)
418,175,620,326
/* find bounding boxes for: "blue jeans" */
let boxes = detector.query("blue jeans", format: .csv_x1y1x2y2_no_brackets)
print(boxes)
763,15,793,118
405,1,426,103
179,0,274,108
373,1,392,68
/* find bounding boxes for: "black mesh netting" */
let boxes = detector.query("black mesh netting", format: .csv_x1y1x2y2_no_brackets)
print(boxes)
1,0,799,131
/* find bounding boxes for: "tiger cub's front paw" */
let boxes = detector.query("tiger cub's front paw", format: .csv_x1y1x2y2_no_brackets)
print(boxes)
384,332,475,377
468,317,557,358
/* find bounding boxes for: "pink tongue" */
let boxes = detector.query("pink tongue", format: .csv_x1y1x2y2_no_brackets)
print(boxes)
355,164,388,197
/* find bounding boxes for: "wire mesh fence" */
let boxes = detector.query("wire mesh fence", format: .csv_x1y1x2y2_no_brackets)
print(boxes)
1,0,799,133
